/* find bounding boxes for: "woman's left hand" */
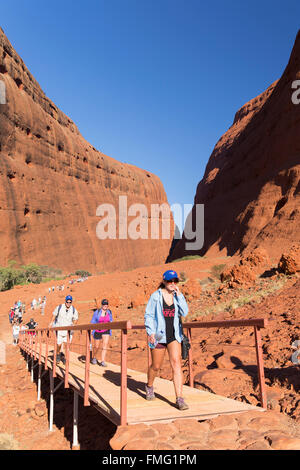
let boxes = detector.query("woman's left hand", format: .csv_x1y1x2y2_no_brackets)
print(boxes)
172,285,181,296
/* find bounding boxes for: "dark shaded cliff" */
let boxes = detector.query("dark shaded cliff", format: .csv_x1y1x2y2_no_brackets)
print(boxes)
170,30,300,262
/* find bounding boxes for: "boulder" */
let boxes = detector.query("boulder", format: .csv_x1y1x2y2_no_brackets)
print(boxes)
278,244,300,275
220,264,256,287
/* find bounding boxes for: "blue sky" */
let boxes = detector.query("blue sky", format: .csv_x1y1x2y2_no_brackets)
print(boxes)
2,1,300,231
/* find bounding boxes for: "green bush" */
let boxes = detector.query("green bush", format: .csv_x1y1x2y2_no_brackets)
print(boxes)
210,264,226,280
171,255,204,263
75,270,92,277
0,263,26,291
21,263,43,284
0,261,61,291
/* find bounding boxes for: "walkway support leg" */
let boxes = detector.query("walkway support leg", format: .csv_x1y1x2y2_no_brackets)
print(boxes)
72,391,80,449
37,364,42,401
31,356,34,382
49,370,54,432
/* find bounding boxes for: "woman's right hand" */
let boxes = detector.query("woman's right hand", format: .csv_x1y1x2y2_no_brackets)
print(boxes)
149,334,156,344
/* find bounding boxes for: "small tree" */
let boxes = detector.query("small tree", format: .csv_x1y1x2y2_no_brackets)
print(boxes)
22,263,42,284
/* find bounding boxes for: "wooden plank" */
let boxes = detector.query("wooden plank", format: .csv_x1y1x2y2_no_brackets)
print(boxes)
31,344,264,426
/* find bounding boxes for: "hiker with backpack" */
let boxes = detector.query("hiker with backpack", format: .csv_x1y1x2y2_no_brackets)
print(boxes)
90,299,113,367
49,295,78,364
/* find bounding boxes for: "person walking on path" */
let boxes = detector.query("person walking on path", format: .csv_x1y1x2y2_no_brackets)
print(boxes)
26,318,37,334
144,269,189,410
50,295,78,364
8,308,15,324
90,299,113,366
12,319,20,345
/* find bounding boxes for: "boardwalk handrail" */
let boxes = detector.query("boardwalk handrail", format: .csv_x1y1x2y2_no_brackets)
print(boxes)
19,316,269,428
19,321,132,425
132,317,269,409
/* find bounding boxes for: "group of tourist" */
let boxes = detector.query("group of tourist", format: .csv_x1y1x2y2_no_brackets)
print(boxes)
8,300,25,325
13,270,189,410
41,269,189,411
12,317,38,345
31,296,47,314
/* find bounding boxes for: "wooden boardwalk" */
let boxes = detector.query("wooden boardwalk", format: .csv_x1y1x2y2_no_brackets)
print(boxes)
31,345,264,426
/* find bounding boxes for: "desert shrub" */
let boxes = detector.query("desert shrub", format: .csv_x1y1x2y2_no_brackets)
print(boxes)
39,265,63,279
75,270,91,277
171,255,204,263
21,263,43,283
210,264,226,280
0,261,63,291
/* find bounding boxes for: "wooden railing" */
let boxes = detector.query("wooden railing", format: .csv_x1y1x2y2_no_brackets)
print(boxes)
19,321,132,425
133,317,268,408
19,317,268,426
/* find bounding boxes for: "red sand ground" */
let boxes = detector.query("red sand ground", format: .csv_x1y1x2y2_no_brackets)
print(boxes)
1,253,300,450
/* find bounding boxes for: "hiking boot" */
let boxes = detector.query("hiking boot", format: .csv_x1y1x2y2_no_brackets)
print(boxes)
99,361,107,367
145,384,155,401
56,353,61,364
176,397,189,410
60,355,66,365
91,358,97,365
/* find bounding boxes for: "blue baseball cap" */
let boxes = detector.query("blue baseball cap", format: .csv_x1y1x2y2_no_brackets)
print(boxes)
65,295,73,302
163,270,179,281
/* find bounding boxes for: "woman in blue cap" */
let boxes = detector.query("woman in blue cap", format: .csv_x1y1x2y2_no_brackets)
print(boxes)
144,270,189,410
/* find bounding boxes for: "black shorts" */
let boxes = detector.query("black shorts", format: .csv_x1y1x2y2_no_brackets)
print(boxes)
93,331,110,340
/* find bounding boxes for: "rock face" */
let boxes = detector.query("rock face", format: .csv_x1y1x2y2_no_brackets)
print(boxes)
0,28,173,273
171,30,300,263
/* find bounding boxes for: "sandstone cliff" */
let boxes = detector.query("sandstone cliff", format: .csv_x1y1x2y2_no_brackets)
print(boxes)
171,30,300,262
0,28,173,273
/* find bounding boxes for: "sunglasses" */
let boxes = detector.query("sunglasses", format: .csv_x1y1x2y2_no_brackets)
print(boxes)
165,278,179,284
66,300,72,304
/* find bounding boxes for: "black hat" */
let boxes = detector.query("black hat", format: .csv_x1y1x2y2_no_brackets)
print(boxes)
101,299,109,305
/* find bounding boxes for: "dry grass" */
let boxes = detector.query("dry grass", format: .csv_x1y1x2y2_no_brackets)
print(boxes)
0,433,19,450
191,275,289,320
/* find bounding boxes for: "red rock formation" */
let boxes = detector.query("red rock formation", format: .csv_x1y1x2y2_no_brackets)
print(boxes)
0,28,173,273
278,243,300,274
171,30,300,263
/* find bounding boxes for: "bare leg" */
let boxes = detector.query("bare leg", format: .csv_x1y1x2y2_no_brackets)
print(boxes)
93,339,101,359
101,335,110,363
167,341,183,398
147,348,166,387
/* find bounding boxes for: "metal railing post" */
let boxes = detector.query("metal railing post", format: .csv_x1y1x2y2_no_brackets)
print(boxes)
38,331,42,365
120,327,128,425
45,330,49,370
53,331,57,377
187,327,194,387
84,330,91,406
65,331,70,388
254,326,267,409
